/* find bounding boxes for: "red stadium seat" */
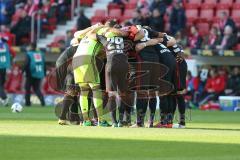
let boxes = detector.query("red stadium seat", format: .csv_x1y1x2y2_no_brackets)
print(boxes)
94,9,106,17
184,3,199,9
219,0,233,4
187,0,202,4
108,2,121,12
231,10,240,19
80,0,94,7
233,18,240,28
129,0,138,4
201,3,215,9
197,22,210,36
186,9,198,24
203,0,217,4
123,9,134,18
200,9,214,21
91,16,105,25
108,9,121,19
216,3,231,10
125,3,137,9
232,3,240,9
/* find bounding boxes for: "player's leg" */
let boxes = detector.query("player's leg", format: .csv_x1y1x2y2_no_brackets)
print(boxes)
24,77,32,106
105,63,119,127
79,83,91,126
59,94,75,125
177,95,186,126
89,83,110,126
32,78,45,106
117,62,134,127
148,97,157,127
157,53,176,127
0,68,8,105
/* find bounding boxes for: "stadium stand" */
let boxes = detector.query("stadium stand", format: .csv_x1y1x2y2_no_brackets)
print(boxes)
1,0,240,104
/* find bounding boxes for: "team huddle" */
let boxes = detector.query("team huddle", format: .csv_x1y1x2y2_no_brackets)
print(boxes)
54,20,188,128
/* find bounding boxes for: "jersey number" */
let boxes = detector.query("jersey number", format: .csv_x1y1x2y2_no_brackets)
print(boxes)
0,56,6,63
35,65,42,72
141,29,150,42
107,37,124,53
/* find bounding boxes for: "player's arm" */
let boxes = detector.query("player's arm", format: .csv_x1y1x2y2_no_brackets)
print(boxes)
135,38,163,52
74,23,103,39
146,26,176,47
134,29,145,41
106,27,129,37
87,25,106,40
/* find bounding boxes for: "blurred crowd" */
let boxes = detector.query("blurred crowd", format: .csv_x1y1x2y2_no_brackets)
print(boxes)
112,0,240,50
186,66,240,108
0,0,71,46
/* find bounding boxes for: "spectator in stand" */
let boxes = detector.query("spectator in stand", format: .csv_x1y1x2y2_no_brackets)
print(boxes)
149,0,167,16
175,31,187,48
11,10,31,45
130,9,145,25
65,30,73,47
186,71,196,97
58,39,66,52
77,10,91,30
24,0,38,16
188,26,202,49
0,0,15,25
169,1,186,36
225,67,240,96
112,0,128,12
219,11,236,34
149,8,165,32
56,0,70,24
215,25,238,50
204,26,221,50
199,68,226,105
137,0,149,9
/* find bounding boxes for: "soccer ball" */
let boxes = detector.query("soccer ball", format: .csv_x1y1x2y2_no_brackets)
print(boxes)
11,103,23,113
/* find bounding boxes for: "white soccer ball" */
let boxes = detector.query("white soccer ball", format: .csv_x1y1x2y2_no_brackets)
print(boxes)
11,103,23,113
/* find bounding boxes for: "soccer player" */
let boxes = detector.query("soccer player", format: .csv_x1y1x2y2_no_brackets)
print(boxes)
96,23,135,127
95,21,154,127
168,43,187,128
56,27,95,125
72,24,110,127
23,43,45,106
56,39,81,125
132,25,176,128
0,37,11,106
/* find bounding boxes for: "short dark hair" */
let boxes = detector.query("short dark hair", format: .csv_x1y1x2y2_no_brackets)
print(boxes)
30,43,37,50
105,19,118,27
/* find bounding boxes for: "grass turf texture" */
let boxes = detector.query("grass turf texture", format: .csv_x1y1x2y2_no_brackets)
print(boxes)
0,106,240,160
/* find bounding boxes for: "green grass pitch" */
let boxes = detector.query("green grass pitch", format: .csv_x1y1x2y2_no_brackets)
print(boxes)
0,106,240,160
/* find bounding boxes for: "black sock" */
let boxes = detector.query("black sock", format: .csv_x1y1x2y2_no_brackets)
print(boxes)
149,98,156,123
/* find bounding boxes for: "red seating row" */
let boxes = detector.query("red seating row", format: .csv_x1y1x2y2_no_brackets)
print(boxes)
186,8,240,25
184,0,240,5
185,3,240,9
91,8,135,24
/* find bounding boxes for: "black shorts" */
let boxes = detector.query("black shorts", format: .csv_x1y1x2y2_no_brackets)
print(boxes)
105,54,129,92
65,72,80,96
175,59,187,91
